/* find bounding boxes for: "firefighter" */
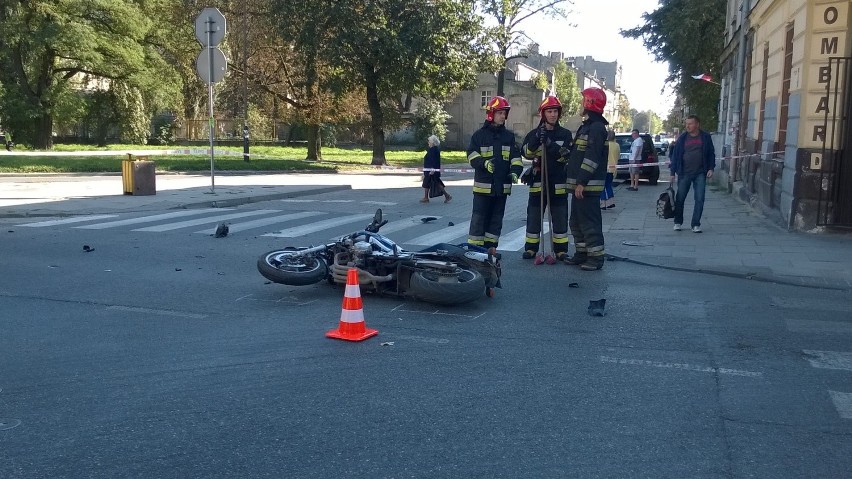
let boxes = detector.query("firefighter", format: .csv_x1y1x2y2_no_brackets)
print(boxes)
466,96,524,251
520,96,573,262
564,87,609,270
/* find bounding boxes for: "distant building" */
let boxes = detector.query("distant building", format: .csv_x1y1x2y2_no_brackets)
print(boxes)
444,54,623,150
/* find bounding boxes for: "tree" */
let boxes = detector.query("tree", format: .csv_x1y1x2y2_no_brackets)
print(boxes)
0,0,181,148
621,0,724,130
632,111,650,132
411,99,451,149
648,110,663,136
477,0,572,96
615,95,632,131
276,0,484,165
552,61,581,114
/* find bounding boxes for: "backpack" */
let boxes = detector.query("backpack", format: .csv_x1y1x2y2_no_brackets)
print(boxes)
656,186,675,219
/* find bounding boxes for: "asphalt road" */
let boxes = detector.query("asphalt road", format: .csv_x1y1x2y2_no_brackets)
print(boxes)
1,186,851,478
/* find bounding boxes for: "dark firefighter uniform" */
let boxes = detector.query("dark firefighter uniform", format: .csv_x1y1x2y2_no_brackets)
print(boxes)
565,108,609,270
467,122,524,249
521,125,573,257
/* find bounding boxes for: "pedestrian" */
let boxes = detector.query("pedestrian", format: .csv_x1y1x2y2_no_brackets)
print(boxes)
600,129,619,209
520,96,573,263
627,128,643,191
466,96,524,252
420,135,452,203
669,114,716,233
564,87,609,271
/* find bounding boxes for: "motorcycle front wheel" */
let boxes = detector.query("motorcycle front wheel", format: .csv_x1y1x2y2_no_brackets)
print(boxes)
408,268,485,305
257,249,327,285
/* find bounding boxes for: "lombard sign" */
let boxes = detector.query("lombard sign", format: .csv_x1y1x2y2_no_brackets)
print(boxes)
808,1,849,150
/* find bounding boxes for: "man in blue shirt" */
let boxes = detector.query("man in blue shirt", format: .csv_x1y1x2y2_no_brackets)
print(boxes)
668,115,716,233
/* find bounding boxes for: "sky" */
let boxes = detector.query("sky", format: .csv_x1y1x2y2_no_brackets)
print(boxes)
525,0,675,116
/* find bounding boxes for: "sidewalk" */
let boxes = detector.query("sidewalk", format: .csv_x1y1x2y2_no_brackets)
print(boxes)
1,170,850,290
602,179,852,291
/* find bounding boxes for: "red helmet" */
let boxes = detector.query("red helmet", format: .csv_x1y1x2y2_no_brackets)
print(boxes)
582,87,607,114
484,96,511,122
538,96,562,120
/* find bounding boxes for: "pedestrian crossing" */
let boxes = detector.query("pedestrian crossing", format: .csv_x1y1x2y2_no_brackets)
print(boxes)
17,209,553,252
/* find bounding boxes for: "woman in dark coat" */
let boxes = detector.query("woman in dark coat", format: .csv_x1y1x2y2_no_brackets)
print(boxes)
421,135,452,203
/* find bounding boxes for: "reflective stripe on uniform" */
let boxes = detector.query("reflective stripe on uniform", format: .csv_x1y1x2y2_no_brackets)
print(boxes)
586,245,605,254
501,145,511,160
467,236,485,245
485,232,500,242
574,242,587,253
525,233,540,244
552,232,570,244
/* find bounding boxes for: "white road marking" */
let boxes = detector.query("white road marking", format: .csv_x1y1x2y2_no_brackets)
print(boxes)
829,391,852,419
133,209,280,232
600,356,763,377
19,214,119,227
802,350,852,372
279,199,313,203
321,199,352,203
106,305,207,319
262,214,373,238
405,221,471,245
361,216,439,236
786,319,852,335
498,223,550,251
195,211,324,235
76,209,230,229
363,201,397,206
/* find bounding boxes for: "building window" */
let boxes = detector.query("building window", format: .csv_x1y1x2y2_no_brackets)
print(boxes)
757,43,769,149
778,24,794,150
481,91,493,107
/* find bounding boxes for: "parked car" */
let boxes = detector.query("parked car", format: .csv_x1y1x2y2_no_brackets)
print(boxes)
653,134,669,156
614,133,660,185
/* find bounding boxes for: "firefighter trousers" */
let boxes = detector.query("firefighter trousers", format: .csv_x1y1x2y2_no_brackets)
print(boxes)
524,193,569,253
569,194,605,264
468,194,508,248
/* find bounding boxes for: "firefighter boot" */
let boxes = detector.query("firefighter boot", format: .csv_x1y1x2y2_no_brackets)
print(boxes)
563,253,587,266
580,257,604,271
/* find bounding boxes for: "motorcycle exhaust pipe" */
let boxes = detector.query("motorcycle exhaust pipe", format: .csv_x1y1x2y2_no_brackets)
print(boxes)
331,253,394,285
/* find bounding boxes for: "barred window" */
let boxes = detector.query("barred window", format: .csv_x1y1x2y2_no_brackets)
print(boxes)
481,91,493,107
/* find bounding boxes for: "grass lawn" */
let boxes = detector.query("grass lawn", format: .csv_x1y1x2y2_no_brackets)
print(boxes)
0,144,470,174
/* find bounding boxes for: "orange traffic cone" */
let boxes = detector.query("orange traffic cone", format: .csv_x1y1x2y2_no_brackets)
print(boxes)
326,268,378,342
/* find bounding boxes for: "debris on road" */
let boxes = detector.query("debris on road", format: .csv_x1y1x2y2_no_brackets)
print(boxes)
588,299,606,317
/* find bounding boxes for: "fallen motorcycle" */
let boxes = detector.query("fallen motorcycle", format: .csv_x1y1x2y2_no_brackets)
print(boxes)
257,209,501,305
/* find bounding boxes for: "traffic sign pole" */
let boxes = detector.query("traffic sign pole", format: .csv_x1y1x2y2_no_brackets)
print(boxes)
207,17,215,192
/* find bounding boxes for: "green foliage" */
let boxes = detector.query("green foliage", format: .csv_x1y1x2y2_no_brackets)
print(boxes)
0,0,182,148
274,0,485,163
621,0,724,130
553,62,581,114
112,82,149,145
411,98,451,149
632,111,650,132
85,91,117,147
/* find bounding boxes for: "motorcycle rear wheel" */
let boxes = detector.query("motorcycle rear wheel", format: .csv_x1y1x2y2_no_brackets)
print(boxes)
408,268,485,305
257,249,327,285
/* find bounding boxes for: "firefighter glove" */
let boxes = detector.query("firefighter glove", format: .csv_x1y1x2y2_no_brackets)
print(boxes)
510,173,519,184
485,160,494,173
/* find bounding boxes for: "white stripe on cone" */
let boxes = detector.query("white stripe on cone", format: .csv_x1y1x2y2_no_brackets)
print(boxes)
344,284,361,298
340,308,365,323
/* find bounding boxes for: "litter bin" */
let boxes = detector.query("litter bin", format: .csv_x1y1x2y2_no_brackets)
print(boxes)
122,154,156,195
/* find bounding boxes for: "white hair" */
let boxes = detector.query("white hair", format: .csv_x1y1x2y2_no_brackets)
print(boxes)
428,135,440,147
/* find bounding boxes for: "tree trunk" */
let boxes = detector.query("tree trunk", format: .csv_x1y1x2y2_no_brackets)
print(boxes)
305,123,322,161
364,64,386,165
497,68,505,96
33,112,53,149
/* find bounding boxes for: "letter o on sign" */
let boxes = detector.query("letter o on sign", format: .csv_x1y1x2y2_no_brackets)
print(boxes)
825,6,838,25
